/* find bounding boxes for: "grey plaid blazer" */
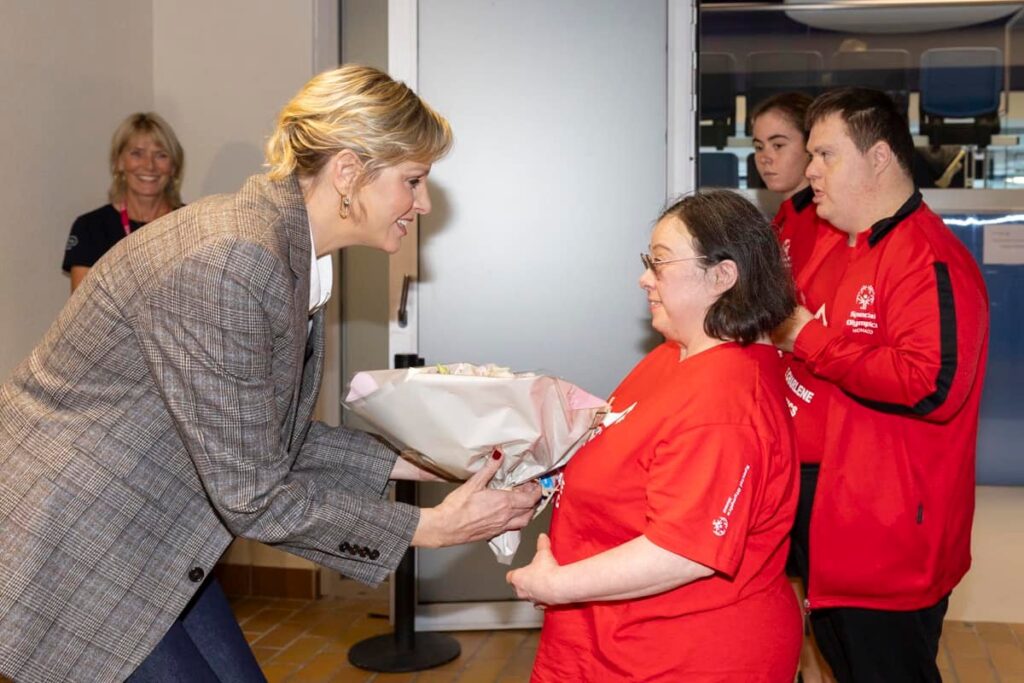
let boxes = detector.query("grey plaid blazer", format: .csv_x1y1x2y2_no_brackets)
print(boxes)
0,174,419,682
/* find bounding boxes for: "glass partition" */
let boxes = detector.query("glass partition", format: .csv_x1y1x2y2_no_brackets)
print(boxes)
695,3,1024,484
698,1,1024,191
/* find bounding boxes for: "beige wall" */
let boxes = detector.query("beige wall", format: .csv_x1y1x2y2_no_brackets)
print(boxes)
0,2,154,379
152,0,321,200
339,0,390,435
948,486,1024,622
0,0,343,575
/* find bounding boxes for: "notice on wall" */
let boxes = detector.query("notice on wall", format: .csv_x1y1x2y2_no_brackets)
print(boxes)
983,224,1024,265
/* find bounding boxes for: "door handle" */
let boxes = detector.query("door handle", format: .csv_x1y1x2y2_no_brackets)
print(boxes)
398,274,412,328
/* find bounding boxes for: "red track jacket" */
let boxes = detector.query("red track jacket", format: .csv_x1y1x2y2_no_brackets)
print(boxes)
793,192,989,611
773,185,820,277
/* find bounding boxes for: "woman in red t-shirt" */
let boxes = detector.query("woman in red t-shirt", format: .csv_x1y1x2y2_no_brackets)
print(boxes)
507,191,801,682
751,92,818,276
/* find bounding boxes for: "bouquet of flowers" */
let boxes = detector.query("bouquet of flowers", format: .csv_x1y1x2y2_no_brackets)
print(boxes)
344,363,607,562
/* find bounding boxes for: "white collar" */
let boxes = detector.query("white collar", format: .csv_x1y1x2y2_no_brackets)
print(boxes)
308,223,333,314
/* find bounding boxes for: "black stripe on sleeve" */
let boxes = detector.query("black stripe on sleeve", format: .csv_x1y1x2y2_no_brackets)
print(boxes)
847,262,957,416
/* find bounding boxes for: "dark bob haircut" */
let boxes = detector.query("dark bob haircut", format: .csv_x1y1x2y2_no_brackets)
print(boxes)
658,190,795,345
806,87,915,175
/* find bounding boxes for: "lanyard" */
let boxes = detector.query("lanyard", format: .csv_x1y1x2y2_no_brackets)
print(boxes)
119,205,133,237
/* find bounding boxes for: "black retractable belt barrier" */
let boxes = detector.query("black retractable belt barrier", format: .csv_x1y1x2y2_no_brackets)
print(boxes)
347,354,461,672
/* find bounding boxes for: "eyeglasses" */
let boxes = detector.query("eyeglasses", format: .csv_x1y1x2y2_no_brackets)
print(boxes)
640,252,707,276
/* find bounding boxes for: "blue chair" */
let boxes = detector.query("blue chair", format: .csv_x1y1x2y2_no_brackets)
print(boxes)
744,51,824,134
830,49,911,119
700,152,739,188
920,47,1002,148
700,52,738,150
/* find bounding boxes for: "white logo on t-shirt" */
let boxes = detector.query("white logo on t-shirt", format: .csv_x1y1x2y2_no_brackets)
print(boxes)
846,284,878,335
712,517,729,537
587,398,637,441
856,285,876,310
713,464,751,537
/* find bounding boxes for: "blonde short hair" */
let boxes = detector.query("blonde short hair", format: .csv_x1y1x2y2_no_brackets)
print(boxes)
108,112,185,208
265,64,452,186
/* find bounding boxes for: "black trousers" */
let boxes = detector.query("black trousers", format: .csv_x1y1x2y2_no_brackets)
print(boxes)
810,596,948,683
787,464,949,683
785,463,818,587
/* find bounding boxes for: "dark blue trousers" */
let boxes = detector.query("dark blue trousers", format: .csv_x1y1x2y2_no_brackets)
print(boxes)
128,578,266,683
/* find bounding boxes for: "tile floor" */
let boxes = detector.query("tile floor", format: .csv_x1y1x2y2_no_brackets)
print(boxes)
233,583,1024,683
234,582,535,683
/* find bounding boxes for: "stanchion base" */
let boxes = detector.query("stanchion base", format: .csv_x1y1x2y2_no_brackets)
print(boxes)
348,632,461,672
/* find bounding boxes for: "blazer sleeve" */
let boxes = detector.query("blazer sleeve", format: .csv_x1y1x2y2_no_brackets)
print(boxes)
292,421,398,500
132,239,418,585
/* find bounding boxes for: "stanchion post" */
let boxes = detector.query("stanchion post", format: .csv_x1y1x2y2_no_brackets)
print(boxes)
347,354,461,672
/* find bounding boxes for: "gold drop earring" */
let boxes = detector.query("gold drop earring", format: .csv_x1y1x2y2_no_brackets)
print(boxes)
339,194,351,220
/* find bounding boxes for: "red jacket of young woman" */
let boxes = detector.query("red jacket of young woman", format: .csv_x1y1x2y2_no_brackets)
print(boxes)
774,185,842,464
773,185,819,277
792,191,989,611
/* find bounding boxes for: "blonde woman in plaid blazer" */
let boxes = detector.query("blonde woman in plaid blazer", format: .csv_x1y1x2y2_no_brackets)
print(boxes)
0,65,540,683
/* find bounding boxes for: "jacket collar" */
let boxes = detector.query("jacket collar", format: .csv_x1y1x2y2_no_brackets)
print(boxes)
790,185,814,213
260,173,312,281
868,190,922,247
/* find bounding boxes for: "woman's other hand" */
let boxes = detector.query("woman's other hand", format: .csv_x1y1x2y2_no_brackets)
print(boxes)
506,533,564,607
412,452,541,548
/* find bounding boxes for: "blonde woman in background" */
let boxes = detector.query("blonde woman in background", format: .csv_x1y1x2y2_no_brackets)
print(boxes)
2,65,540,683
62,112,185,291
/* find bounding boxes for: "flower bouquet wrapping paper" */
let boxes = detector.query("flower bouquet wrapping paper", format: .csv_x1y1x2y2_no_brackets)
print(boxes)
344,363,607,562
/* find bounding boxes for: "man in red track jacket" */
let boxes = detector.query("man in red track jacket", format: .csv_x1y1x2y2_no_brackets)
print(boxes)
773,88,989,683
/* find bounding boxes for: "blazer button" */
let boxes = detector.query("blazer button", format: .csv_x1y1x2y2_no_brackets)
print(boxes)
369,549,380,560
358,546,369,557
188,567,205,583
340,542,351,553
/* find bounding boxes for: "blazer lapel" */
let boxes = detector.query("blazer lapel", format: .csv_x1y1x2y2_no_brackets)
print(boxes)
298,312,326,425
282,311,325,454
255,174,317,451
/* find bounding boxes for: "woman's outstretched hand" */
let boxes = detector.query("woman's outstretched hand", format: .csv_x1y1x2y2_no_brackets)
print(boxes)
412,452,541,548
506,533,564,608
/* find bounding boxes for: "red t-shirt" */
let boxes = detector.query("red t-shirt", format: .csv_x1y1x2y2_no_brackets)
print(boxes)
532,342,801,682
783,225,848,463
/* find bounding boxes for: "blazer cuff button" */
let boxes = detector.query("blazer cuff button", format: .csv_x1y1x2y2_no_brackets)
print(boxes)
340,542,351,553
188,567,205,583
369,549,380,560
357,546,369,557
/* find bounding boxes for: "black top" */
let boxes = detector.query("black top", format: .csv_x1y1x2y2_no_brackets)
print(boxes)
62,204,146,272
